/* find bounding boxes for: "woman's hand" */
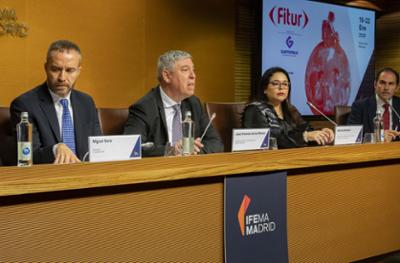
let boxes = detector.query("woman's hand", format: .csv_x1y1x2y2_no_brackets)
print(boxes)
306,128,334,145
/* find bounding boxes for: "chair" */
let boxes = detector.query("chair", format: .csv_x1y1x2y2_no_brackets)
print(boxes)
334,105,351,125
0,107,11,135
0,107,15,165
204,102,246,152
97,108,129,135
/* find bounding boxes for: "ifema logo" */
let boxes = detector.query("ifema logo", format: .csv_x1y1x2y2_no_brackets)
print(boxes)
237,194,276,237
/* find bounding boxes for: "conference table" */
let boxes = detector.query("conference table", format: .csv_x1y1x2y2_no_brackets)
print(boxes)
1,142,400,262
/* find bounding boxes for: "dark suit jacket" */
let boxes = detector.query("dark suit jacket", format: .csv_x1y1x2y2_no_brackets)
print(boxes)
347,95,400,135
242,102,312,149
124,87,224,157
10,83,102,164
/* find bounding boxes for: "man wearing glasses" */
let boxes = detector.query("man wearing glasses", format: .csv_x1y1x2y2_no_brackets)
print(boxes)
347,67,400,142
10,40,101,164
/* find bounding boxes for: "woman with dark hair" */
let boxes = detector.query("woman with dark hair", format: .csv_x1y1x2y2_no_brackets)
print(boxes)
242,67,334,149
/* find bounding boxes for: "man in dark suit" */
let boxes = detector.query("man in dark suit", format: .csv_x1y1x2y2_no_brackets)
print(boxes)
124,50,223,157
347,67,400,142
10,40,101,164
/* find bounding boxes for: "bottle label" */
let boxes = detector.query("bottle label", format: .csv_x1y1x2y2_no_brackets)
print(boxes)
182,137,194,155
18,141,32,161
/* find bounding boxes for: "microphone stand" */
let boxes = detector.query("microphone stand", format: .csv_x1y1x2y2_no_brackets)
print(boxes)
381,98,400,130
306,101,338,126
200,113,216,142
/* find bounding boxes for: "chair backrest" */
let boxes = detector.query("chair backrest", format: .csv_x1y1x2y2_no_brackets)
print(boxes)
334,105,351,125
0,107,15,165
204,102,246,152
97,108,129,135
0,106,11,136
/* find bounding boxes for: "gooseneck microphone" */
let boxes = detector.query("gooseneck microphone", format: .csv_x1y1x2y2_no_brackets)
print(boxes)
200,113,216,142
142,142,155,150
306,101,338,126
82,152,90,162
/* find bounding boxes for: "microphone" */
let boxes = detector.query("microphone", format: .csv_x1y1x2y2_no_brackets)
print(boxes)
306,101,338,126
142,142,155,150
381,98,400,129
200,113,216,142
82,151,90,162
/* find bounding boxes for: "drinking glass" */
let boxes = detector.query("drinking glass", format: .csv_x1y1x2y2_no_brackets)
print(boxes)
164,142,183,157
363,133,376,144
269,137,278,150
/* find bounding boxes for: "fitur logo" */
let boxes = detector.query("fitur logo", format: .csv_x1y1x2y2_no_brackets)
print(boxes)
237,194,276,237
269,6,309,29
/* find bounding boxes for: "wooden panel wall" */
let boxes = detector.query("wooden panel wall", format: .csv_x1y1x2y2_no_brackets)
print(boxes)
1,180,225,262
376,11,400,96
234,0,255,102
2,163,400,262
1,1,397,110
0,0,235,108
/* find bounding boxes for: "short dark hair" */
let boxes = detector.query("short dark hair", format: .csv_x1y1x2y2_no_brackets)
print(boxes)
46,40,82,62
375,67,399,85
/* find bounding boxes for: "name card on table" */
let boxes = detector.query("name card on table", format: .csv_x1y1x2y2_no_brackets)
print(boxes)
88,135,141,162
334,125,363,145
231,128,270,152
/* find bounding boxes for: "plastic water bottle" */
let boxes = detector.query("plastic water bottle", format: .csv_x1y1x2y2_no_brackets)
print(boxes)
373,111,384,143
182,111,195,155
17,112,32,166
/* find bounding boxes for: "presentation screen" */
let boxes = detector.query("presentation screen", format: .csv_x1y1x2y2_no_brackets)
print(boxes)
262,0,375,115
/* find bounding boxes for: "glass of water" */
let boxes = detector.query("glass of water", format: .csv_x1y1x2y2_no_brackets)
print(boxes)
363,133,376,144
269,137,278,150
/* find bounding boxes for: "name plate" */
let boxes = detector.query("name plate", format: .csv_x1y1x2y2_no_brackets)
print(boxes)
88,135,141,162
231,128,270,152
334,125,363,145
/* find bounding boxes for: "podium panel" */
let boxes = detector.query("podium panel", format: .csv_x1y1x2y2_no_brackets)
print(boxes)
1,143,400,262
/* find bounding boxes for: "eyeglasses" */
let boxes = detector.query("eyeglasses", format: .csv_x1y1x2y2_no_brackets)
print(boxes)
269,81,290,89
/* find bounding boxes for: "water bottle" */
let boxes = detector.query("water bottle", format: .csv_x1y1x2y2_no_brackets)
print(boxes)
373,111,384,143
17,112,32,166
182,111,195,155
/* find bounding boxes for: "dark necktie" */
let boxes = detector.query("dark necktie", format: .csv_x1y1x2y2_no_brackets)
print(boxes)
383,103,390,130
60,99,76,154
171,104,182,144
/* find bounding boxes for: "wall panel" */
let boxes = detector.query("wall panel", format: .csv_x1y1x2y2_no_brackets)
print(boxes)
0,0,235,108
376,11,400,96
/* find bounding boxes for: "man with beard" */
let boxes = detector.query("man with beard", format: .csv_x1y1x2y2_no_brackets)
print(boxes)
10,40,101,164
347,67,400,142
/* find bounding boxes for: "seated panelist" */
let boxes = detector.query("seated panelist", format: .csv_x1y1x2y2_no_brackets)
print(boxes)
347,67,400,142
124,50,224,156
10,40,101,164
242,67,334,149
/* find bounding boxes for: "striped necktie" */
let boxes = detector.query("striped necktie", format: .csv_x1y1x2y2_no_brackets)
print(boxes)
171,104,182,144
60,99,76,154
